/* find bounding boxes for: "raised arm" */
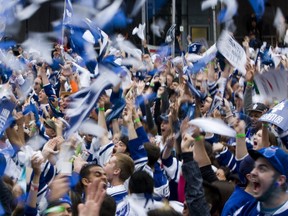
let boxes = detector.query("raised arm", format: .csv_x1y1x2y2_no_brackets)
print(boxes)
181,130,211,216
24,154,44,216
97,95,110,146
234,120,248,160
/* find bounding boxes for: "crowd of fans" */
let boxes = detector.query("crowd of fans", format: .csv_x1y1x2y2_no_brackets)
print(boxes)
0,11,288,216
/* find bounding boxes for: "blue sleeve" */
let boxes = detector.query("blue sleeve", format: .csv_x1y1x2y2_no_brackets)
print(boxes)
43,83,56,97
215,147,238,173
24,205,38,216
30,161,56,195
70,172,80,189
128,138,147,167
161,153,173,167
135,126,149,144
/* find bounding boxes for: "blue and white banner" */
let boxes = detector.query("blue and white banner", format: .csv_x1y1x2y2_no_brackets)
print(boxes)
0,98,15,137
217,30,246,74
165,24,176,44
63,0,73,25
65,67,120,138
260,100,288,131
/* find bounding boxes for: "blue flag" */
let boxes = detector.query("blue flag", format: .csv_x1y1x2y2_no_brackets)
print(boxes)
65,68,120,138
0,97,16,138
165,24,176,44
248,0,265,19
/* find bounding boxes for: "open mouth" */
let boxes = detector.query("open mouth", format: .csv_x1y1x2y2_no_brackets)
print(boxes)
253,140,258,146
253,182,261,193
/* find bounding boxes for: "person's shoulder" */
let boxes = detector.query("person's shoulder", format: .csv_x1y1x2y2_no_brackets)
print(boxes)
233,200,258,216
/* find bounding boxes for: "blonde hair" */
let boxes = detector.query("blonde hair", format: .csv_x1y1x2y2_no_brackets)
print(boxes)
114,153,134,182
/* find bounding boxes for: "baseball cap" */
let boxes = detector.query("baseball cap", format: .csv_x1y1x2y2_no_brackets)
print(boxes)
238,155,255,184
248,146,288,180
44,119,56,131
159,114,169,122
248,103,268,113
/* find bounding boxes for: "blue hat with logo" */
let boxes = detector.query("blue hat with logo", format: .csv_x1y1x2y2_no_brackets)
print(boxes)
249,146,288,180
188,42,202,54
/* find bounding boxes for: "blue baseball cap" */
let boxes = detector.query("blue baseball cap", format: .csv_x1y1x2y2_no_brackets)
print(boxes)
249,147,288,180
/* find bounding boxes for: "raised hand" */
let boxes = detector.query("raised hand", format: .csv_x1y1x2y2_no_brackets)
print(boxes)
233,119,246,134
181,133,194,153
245,61,255,82
48,175,70,202
31,153,43,176
78,179,106,216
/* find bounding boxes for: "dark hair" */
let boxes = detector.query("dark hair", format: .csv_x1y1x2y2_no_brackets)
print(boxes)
203,180,234,215
75,163,102,193
144,143,160,167
120,135,129,152
69,190,82,216
100,194,116,216
129,171,154,194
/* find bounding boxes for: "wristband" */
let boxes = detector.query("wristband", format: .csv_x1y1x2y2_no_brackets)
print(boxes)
134,118,141,123
246,81,254,87
98,107,105,111
194,135,204,142
262,123,269,127
31,181,39,187
149,83,154,87
44,206,66,215
31,127,37,133
30,182,39,191
236,133,246,138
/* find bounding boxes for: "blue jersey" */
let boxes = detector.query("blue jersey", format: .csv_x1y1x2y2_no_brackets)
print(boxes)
221,186,254,216
235,200,288,216
107,184,128,204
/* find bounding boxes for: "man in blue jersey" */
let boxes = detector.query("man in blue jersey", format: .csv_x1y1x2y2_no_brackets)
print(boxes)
235,146,288,215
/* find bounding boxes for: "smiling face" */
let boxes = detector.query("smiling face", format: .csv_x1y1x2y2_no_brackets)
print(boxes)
249,157,279,201
249,111,263,130
85,166,107,185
